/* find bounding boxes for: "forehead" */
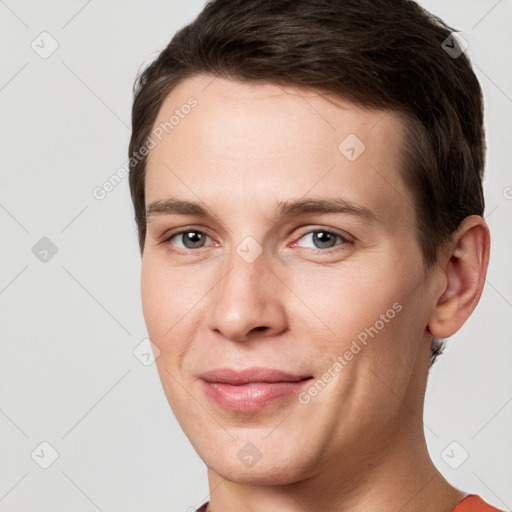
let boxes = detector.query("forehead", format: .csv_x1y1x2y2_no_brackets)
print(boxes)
145,74,414,230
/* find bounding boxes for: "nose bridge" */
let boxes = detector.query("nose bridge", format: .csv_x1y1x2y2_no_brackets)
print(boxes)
206,241,287,341
216,243,269,313
217,229,270,297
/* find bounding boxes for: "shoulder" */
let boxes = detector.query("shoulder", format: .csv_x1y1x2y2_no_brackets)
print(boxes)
452,494,503,512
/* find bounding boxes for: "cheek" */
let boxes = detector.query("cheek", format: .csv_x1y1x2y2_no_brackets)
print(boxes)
140,260,163,336
140,255,212,369
141,257,185,343
292,261,400,340
290,257,423,378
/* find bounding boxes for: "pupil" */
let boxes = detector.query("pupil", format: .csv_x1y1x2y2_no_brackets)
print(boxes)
185,231,204,248
315,231,334,248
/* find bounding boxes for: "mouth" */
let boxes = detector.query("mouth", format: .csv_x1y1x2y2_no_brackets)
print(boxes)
198,367,313,385
198,367,314,411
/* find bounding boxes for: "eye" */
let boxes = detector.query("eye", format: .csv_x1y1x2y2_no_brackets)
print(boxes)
292,229,352,251
162,227,352,254
165,229,214,251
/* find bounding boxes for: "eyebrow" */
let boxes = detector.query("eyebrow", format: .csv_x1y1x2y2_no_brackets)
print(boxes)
145,196,377,222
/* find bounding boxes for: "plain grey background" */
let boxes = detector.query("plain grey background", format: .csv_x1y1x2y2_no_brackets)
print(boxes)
0,1,511,511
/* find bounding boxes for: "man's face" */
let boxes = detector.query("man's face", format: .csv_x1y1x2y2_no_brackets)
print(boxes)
141,74,440,484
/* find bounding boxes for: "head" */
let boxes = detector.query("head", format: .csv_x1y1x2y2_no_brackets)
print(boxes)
129,0,489,487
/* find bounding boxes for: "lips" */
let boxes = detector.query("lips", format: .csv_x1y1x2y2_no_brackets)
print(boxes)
198,367,312,385
198,367,314,411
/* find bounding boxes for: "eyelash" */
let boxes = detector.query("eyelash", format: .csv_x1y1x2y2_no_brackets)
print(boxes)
162,227,353,255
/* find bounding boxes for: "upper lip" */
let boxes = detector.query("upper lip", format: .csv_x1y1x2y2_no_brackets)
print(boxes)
199,367,312,385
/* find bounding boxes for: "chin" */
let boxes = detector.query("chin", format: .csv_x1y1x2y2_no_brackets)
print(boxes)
218,464,302,486
202,444,312,486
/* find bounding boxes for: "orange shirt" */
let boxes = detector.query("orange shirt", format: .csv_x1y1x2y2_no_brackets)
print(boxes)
196,494,503,511
453,495,503,512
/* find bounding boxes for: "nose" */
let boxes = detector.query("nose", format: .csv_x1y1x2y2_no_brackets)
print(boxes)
205,244,288,343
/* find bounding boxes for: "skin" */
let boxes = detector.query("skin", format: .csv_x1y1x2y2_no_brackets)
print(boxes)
140,74,490,512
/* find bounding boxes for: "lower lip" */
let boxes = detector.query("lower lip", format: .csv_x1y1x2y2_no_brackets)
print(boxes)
200,378,312,411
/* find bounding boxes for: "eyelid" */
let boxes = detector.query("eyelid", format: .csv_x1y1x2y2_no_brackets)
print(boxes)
289,227,354,253
292,225,355,243
162,225,355,254
162,226,215,247
162,226,355,247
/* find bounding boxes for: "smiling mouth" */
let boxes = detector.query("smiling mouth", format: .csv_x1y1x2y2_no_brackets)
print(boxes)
199,370,313,411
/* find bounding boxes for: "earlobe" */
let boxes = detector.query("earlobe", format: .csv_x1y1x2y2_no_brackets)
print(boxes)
428,215,490,339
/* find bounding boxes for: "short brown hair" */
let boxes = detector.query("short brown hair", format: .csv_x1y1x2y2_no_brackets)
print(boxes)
128,0,486,366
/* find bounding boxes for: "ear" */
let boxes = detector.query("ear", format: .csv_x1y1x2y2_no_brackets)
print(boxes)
428,215,490,339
